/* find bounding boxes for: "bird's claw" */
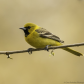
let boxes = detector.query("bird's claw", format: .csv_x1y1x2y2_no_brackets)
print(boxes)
27,48,33,54
44,45,51,52
6,53,13,59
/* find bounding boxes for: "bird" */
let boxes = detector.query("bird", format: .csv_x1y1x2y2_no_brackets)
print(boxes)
19,23,83,56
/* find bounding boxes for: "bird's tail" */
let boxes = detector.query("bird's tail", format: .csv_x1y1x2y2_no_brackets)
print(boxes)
62,47,83,56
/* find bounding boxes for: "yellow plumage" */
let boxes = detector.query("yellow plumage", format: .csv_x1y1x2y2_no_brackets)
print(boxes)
20,23,83,56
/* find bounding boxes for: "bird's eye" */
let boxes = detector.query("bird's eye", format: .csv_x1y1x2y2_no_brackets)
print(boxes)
27,26,31,29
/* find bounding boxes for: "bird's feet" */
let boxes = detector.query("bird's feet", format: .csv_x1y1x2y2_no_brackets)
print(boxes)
44,45,51,51
27,48,34,54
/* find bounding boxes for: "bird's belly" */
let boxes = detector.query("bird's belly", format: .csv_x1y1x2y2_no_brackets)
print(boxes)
25,35,61,48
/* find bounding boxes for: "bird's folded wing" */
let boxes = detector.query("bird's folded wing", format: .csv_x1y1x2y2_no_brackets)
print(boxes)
35,28,64,43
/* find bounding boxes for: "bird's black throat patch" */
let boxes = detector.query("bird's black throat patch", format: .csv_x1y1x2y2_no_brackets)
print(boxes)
23,26,31,37
24,28,30,37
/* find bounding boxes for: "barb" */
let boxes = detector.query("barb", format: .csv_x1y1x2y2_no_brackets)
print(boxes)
0,42,84,55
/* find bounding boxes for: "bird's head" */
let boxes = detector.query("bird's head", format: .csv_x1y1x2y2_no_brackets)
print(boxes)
19,23,39,37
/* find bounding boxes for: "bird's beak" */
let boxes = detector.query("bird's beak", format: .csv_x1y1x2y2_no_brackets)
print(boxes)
19,27,26,30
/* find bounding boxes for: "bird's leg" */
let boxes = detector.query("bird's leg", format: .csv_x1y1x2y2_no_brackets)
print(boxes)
44,45,51,51
27,48,34,54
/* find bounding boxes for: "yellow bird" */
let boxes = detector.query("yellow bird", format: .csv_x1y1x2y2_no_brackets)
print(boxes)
19,23,83,56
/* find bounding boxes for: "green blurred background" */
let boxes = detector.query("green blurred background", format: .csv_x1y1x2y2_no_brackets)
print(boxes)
0,0,84,84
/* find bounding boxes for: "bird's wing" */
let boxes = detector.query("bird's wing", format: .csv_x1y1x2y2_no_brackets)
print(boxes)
35,28,64,43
